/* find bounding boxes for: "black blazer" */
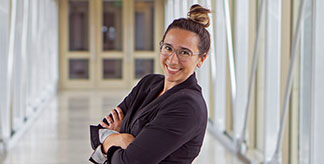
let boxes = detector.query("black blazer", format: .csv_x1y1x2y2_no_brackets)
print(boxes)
102,73,207,164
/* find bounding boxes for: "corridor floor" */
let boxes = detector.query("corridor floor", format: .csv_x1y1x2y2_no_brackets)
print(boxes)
0,90,243,164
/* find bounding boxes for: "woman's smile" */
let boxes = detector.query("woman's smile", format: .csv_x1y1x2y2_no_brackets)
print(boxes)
165,64,182,74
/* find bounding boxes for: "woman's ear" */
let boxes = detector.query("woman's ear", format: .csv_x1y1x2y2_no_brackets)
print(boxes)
197,54,207,68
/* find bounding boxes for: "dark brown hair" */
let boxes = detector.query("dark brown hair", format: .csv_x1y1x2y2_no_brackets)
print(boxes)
161,4,211,58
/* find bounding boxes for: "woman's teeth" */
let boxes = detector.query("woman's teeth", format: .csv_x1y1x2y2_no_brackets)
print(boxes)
168,66,179,72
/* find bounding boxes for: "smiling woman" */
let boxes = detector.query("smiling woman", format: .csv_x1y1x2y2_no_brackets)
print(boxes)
159,28,205,92
89,4,211,164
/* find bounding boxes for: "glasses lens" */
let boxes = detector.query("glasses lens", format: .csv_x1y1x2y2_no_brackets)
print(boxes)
160,43,194,62
161,44,173,55
179,49,191,56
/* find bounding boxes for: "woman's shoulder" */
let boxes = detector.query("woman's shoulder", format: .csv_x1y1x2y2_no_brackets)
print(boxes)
161,89,206,112
172,89,205,104
159,89,208,125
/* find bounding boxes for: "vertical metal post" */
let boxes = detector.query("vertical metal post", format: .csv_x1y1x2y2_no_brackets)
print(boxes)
233,0,249,143
223,0,237,134
3,0,18,149
0,0,11,150
20,0,30,124
264,0,282,162
299,0,313,163
214,0,227,131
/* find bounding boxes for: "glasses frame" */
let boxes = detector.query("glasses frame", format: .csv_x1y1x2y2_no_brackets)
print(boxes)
159,42,201,61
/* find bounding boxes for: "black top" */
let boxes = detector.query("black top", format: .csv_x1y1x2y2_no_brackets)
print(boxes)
109,73,208,164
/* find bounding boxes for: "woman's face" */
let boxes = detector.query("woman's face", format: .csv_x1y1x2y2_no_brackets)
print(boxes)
160,28,206,86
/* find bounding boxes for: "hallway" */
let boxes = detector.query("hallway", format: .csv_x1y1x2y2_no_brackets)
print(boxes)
2,0,324,163
0,90,243,164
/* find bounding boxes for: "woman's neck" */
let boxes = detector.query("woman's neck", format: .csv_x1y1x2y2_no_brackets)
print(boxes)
159,80,178,97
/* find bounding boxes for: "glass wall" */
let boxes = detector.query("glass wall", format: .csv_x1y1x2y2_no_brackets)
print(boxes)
0,0,58,152
164,0,324,163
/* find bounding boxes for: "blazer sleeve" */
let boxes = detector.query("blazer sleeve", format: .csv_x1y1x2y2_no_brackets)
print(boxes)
109,92,201,164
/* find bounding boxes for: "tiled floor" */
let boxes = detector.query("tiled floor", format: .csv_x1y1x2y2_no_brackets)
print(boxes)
0,90,244,164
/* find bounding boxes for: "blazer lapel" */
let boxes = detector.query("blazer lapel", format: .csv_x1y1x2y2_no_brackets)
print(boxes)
130,73,200,124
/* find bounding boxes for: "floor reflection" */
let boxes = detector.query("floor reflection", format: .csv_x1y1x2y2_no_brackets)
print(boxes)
0,90,244,164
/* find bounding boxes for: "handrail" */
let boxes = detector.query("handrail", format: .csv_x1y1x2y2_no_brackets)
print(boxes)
270,0,306,162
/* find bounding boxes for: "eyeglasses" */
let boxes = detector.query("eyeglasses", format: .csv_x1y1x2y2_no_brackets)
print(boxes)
159,42,200,62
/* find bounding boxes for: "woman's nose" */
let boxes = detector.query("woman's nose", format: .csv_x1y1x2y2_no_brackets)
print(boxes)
168,51,179,64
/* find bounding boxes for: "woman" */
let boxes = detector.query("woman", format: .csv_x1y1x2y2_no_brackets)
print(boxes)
89,4,211,164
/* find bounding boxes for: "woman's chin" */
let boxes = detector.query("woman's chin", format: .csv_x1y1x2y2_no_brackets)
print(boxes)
165,75,183,84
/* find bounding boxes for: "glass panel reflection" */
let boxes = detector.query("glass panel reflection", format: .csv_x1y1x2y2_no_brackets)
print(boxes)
135,0,154,51
135,59,154,79
102,0,123,51
69,0,89,51
103,59,122,79
69,59,89,79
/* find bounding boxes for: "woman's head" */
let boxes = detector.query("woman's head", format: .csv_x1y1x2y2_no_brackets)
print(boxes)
161,4,211,57
160,4,211,86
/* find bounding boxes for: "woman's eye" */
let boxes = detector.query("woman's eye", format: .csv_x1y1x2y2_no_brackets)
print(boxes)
180,50,191,56
164,45,172,51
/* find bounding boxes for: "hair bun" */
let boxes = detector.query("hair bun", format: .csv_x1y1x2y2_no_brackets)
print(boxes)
187,4,211,28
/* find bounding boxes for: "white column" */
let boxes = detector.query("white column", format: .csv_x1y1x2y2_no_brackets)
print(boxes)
0,0,10,148
164,0,174,30
25,0,34,118
3,0,18,144
299,0,312,163
11,0,27,132
213,0,227,131
233,0,249,140
182,0,188,17
20,0,30,123
173,0,180,18
311,0,324,163
263,0,282,162
196,0,215,116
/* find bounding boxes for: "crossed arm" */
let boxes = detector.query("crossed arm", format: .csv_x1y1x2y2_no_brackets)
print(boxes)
99,96,199,164
99,107,135,153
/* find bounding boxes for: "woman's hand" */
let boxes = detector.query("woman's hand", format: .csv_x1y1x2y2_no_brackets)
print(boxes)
102,133,135,153
100,107,124,132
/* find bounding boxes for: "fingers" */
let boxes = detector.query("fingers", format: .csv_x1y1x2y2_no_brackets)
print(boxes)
105,114,113,124
100,121,109,128
115,107,124,120
110,109,119,122
99,107,124,131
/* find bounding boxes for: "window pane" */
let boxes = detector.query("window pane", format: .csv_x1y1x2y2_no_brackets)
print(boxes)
135,0,154,51
102,0,123,51
103,59,122,79
69,0,89,51
135,59,154,79
69,59,89,79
